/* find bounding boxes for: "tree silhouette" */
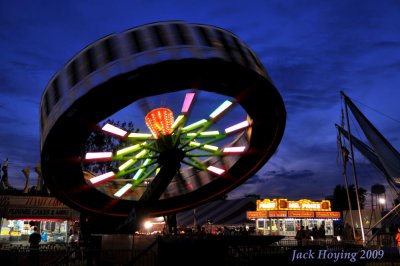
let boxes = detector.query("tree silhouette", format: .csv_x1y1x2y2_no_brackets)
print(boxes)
327,184,366,211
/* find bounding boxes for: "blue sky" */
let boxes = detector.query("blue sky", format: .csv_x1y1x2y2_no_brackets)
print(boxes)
1,0,400,204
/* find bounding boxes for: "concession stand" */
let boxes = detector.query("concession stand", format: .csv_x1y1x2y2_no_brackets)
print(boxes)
0,195,80,243
247,198,341,238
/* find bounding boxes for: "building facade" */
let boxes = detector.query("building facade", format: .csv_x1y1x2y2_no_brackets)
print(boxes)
0,195,79,243
247,198,341,238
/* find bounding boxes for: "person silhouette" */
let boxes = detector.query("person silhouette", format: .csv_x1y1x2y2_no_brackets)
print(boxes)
295,225,305,246
29,226,41,265
395,226,400,254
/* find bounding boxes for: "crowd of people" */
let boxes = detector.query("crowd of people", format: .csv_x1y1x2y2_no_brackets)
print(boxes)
295,224,326,244
191,224,255,236
294,222,368,246
169,224,256,236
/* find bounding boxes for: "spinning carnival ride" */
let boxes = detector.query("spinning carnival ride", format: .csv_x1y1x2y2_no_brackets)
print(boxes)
39,21,286,229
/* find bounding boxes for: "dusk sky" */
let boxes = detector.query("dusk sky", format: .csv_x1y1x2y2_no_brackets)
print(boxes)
1,1,400,205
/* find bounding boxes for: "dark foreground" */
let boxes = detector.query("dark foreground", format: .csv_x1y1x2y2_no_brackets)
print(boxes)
0,235,399,266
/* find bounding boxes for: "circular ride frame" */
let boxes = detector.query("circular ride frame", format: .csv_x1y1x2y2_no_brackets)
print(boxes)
40,21,286,219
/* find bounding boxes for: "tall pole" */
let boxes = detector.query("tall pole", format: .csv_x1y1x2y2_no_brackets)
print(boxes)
338,140,356,239
337,105,356,238
344,97,365,242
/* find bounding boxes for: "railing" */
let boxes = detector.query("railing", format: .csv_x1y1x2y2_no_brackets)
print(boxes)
0,243,69,266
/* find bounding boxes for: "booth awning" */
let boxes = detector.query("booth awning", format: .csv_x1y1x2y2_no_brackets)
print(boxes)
0,195,79,220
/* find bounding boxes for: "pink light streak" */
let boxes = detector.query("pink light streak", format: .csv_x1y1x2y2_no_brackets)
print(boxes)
225,121,250,134
102,123,127,137
223,146,246,153
89,171,115,184
85,152,113,160
181,92,195,113
207,166,225,175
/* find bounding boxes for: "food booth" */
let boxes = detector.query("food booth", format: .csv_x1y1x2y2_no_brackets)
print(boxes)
247,198,341,237
0,195,80,243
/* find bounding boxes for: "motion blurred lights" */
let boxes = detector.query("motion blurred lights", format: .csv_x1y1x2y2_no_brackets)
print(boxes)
189,141,218,151
118,159,135,171
186,131,220,137
132,158,152,180
225,121,250,134
145,108,174,139
102,123,127,137
142,158,152,167
202,144,219,151
114,183,132,197
135,149,149,159
85,152,112,160
207,165,225,175
90,171,115,184
209,100,232,119
182,119,208,132
189,141,201,147
116,144,142,156
128,133,153,139
223,146,246,153
172,115,184,130
133,168,144,180
181,92,195,113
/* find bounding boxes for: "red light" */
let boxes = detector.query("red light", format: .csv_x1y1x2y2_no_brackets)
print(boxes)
145,108,174,139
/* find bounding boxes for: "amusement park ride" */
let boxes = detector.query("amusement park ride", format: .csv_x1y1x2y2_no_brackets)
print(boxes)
337,91,400,243
39,21,286,234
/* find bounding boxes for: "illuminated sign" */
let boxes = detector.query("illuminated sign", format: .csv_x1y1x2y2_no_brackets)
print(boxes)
257,199,277,210
0,195,79,219
268,211,287,218
257,198,331,211
6,208,74,219
315,212,341,219
246,211,268,219
288,211,314,218
248,210,340,220
288,202,300,209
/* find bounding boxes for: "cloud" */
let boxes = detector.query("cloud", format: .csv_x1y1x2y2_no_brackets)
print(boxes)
240,174,267,185
229,168,318,199
265,169,315,180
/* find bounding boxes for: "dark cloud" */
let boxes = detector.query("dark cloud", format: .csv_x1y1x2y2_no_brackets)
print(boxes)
265,169,315,180
241,174,266,185
372,41,400,50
